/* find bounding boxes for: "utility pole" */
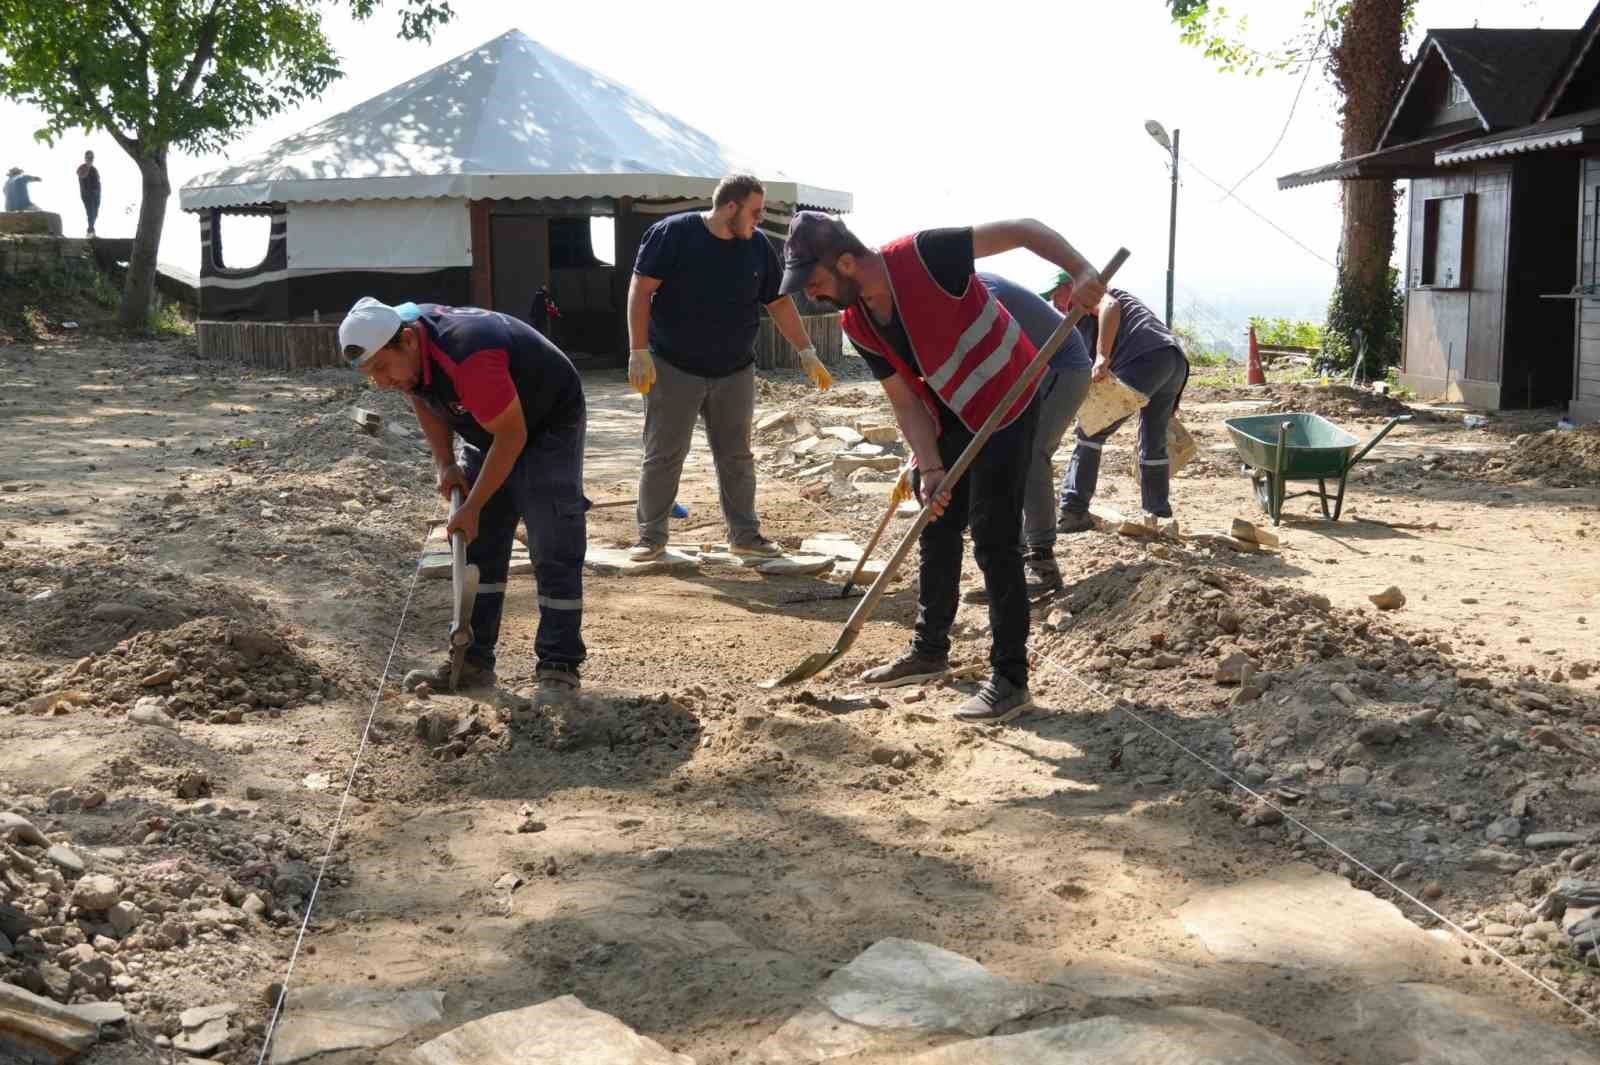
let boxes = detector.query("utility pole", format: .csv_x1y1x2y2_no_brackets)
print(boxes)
1166,129,1180,329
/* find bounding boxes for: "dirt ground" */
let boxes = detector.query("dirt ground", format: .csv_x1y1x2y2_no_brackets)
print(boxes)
4,337,1600,1063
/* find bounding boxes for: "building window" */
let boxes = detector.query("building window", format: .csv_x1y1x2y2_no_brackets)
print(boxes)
1446,75,1469,107
1420,193,1471,289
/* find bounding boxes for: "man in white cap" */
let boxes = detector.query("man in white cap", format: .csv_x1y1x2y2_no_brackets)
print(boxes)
339,298,589,698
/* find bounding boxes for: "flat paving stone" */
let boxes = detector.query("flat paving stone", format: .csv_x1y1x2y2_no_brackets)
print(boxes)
412,995,693,1065
267,985,444,1065
1177,863,1453,978
894,1007,1314,1064
584,547,699,577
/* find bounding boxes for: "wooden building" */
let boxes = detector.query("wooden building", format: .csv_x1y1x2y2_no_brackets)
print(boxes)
1279,18,1598,417
179,30,850,370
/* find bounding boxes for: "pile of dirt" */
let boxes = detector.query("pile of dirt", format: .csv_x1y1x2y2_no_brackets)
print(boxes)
1486,426,1600,486
8,616,329,722
1259,383,1426,422
236,386,425,476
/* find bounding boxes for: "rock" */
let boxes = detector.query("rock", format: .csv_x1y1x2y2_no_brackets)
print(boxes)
1518,690,1553,711
753,554,835,578
799,536,864,562
832,452,900,475
1177,866,1451,979
0,811,50,847
1338,766,1370,788
242,894,268,920
1369,586,1406,610
1244,804,1284,827
43,845,84,876
37,962,72,1001
1467,848,1527,873
1573,663,1592,681
0,981,126,1064
107,901,143,937
755,410,796,436
127,697,177,729
1527,832,1586,850
1242,764,1272,787
1356,721,1399,746
1329,682,1361,708
1457,672,1493,690
584,547,699,578
414,995,692,1065
859,424,900,445
753,938,1059,1063
820,425,866,447
141,667,178,687
1318,982,1600,1065
267,986,446,1064
1485,817,1523,843
175,1017,230,1056
1214,651,1258,686
1423,882,1444,900
71,875,120,912
886,1008,1313,1065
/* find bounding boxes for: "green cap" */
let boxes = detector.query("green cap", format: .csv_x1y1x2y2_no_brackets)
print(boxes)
1038,268,1074,299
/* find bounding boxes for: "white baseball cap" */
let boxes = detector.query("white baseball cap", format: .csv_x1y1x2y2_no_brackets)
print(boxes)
338,297,404,366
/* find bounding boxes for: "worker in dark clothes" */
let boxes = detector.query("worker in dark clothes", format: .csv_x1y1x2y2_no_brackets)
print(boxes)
1043,273,1190,532
76,151,100,237
781,213,1104,723
338,299,589,700
626,174,832,562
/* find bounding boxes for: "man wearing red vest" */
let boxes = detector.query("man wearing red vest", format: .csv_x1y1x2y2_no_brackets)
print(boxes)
780,213,1104,723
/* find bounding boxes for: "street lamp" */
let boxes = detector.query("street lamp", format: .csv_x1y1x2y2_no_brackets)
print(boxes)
1146,119,1180,328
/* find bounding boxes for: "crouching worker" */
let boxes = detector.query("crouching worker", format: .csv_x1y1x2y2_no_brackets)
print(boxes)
338,298,589,699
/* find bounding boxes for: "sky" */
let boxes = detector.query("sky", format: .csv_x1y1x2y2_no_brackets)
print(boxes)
2,0,1587,354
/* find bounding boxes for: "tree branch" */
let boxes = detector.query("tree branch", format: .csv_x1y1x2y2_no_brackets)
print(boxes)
176,0,227,101
107,0,151,48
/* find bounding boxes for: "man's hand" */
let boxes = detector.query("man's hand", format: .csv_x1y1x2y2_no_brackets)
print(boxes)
798,347,833,391
629,349,657,395
1091,354,1111,383
917,466,952,518
445,498,482,544
1072,269,1107,311
436,462,470,503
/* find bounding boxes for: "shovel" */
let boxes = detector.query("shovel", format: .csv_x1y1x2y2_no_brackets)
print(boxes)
782,463,913,605
760,248,1131,689
447,488,480,692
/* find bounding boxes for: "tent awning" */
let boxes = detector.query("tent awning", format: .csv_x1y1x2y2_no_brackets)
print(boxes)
1277,128,1481,189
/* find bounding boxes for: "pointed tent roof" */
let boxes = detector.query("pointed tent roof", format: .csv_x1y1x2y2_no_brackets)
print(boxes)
180,29,849,212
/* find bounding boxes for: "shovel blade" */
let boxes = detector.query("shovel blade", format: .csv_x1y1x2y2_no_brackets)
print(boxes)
758,650,841,689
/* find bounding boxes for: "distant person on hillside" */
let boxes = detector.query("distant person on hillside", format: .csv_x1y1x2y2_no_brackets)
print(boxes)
76,151,101,237
4,167,42,211
1043,272,1190,534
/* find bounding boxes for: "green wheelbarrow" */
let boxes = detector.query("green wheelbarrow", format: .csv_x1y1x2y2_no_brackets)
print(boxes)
1223,412,1410,525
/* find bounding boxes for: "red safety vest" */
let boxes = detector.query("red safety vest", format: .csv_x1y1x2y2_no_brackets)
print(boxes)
842,235,1039,434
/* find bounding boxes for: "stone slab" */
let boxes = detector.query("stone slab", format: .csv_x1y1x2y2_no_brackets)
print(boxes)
0,812,49,847
1312,982,1600,1064
268,986,445,1065
753,938,1059,1063
801,537,865,562
0,981,122,1065
894,1007,1314,1064
584,547,699,578
411,995,692,1065
1048,952,1228,1003
174,1017,229,1055
753,555,835,578
1177,864,1451,977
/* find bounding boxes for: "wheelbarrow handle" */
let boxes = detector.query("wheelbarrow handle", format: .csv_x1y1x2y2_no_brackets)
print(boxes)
1348,413,1412,468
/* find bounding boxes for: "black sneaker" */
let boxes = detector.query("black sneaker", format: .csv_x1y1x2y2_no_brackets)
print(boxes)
860,651,949,688
1024,551,1064,597
1056,510,1095,535
403,656,496,693
730,535,784,558
953,676,1033,724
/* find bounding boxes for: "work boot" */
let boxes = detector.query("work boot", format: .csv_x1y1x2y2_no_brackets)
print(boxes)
1023,547,1064,597
1056,510,1095,535
536,661,581,693
860,650,949,688
628,540,664,562
730,535,783,559
953,676,1033,724
402,655,495,693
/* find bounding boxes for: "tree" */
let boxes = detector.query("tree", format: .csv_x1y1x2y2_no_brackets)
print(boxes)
1167,1,1413,375
0,1,455,331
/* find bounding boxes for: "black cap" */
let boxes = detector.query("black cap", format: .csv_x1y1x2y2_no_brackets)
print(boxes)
780,211,854,296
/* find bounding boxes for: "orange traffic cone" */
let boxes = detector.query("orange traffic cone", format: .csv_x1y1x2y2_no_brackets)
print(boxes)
1247,324,1267,386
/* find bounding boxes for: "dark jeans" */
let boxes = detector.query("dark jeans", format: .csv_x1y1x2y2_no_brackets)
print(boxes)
1061,345,1188,518
462,411,589,670
82,195,99,231
912,400,1037,688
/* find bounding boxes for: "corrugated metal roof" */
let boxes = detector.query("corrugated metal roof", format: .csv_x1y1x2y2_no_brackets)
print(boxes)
1435,105,1600,164
1278,129,1477,190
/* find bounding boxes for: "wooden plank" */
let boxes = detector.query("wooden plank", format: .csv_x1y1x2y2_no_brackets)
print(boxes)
468,200,492,308
1465,182,1507,383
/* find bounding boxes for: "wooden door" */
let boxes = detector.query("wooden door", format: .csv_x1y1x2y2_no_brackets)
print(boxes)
490,214,549,317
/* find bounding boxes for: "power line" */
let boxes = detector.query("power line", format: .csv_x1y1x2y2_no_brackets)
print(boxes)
1181,157,1339,269
1223,19,1331,198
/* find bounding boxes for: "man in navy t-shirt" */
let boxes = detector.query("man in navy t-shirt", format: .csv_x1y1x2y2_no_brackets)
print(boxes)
339,298,589,702
625,174,833,561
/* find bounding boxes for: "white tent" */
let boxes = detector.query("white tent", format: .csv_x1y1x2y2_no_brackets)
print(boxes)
180,28,849,211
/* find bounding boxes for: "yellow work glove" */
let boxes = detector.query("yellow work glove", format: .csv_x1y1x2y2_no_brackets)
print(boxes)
889,465,913,507
798,346,832,392
628,348,656,395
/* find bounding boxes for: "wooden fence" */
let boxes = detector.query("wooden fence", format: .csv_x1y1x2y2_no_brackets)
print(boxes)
753,313,845,370
197,321,342,370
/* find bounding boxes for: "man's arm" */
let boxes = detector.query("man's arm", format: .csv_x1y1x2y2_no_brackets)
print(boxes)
627,274,661,352
971,219,1105,308
446,398,528,542
411,395,456,469
880,374,956,514
1094,295,1121,358
768,295,832,391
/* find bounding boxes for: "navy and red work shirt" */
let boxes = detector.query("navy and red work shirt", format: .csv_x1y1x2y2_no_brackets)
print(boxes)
408,305,584,452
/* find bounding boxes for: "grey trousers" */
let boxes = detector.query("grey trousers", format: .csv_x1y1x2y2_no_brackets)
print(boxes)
636,357,761,548
1023,366,1092,548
